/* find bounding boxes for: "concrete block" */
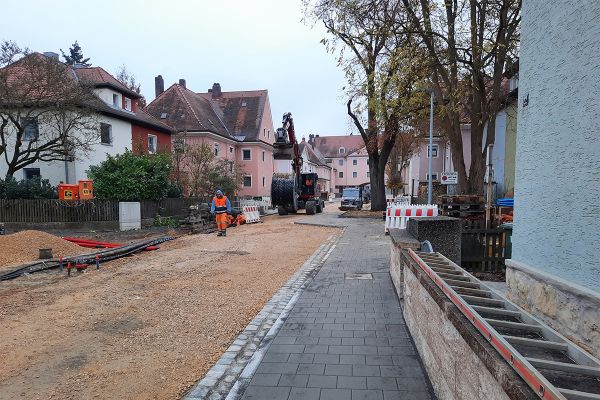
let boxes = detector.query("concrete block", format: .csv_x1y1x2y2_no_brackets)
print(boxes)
407,217,461,264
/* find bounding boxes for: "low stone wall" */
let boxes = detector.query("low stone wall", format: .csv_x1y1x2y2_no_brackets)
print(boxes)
402,256,538,400
388,229,420,298
506,259,600,358
2,220,119,232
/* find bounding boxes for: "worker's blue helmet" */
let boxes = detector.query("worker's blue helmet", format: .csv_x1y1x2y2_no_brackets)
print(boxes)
216,189,223,196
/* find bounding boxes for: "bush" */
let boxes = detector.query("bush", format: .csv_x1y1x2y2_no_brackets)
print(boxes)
166,181,184,198
0,177,57,199
88,150,173,201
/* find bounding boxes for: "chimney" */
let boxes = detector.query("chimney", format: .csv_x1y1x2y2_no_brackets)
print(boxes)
179,79,186,89
308,134,315,149
43,51,59,60
155,75,164,98
212,83,222,98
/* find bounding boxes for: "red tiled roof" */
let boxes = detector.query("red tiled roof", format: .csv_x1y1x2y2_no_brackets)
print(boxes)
144,84,231,138
313,135,365,158
74,66,141,98
1,53,172,133
198,90,269,142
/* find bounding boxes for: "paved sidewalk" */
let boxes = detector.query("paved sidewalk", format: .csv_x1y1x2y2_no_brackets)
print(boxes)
240,217,435,400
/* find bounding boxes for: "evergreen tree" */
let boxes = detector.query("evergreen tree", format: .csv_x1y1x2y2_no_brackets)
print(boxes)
61,41,90,66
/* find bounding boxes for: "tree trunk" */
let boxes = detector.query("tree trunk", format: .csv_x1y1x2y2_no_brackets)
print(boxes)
468,114,486,194
369,156,387,211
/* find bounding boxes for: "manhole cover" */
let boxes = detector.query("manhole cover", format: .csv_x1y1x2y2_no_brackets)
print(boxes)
345,273,373,280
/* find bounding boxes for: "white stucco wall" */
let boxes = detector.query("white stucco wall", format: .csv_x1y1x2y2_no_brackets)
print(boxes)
74,115,131,182
512,0,600,291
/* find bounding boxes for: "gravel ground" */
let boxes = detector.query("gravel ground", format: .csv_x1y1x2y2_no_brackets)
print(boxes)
0,231,95,271
0,214,339,400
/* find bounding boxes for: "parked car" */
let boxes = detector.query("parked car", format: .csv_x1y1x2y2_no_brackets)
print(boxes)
339,187,363,211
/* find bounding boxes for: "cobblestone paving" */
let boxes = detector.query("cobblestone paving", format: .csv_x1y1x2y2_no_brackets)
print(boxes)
237,218,435,400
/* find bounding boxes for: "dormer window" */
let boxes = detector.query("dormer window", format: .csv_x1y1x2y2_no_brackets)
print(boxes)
125,97,132,111
112,94,119,107
339,147,345,154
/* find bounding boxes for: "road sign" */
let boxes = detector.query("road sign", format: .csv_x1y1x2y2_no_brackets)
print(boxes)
440,172,458,185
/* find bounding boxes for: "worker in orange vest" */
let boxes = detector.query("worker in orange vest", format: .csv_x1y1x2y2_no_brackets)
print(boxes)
210,189,231,237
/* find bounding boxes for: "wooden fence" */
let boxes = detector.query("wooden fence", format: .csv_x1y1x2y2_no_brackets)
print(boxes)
0,197,210,223
0,199,119,223
140,197,209,219
461,221,507,273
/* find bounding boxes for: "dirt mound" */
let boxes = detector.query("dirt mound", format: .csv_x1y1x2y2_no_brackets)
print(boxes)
0,230,90,269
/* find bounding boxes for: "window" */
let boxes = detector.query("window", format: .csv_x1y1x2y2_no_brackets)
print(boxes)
367,171,370,178
125,97,132,111
112,93,119,107
214,143,220,156
262,176,266,187
352,159,357,166
263,128,266,137
262,151,265,162
22,117,39,141
242,149,251,160
339,172,343,178
23,168,40,180
267,130,270,138
426,173,439,180
148,134,157,154
229,161,234,172
243,175,252,187
338,159,343,166
367,159,370,166
230,146,234,154
100,123,112,145
353,172,357,178
339,147,345,154
428,144,439,158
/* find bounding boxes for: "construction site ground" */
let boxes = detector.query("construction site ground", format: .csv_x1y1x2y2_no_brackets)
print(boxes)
0,213,340,400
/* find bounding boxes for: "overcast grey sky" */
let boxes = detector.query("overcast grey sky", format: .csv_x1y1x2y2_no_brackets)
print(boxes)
2,0,353,137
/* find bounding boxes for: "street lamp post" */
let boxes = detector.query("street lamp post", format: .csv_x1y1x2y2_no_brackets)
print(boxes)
427,90,434,204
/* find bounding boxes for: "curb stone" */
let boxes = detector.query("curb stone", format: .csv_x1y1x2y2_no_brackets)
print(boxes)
182,231,343,400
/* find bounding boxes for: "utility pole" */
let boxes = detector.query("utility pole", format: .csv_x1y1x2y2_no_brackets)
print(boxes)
427,90,434,204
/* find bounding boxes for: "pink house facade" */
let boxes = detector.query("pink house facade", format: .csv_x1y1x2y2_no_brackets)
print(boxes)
404,125,472,196
145,79,275,198
308,134,372,196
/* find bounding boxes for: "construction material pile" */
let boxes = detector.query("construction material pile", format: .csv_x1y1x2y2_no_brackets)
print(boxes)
0,230,90,270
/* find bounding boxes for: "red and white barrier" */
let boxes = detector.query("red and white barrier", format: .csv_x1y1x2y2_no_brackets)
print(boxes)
385,204,438,232
242,205,261,224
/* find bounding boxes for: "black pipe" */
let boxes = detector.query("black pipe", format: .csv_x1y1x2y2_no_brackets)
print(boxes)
0,236,174,281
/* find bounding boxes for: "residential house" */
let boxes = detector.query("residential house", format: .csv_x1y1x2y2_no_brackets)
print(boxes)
308,134,370,195
145,79,274,197
298,138,333,194
507,0,600,357
0,53,173,185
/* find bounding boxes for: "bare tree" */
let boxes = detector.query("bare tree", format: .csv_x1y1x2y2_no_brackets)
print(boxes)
386,127,422,195
402,0,521,193
174,139,245,197
115,64,146,107
0,41,100,179
305,0,430,210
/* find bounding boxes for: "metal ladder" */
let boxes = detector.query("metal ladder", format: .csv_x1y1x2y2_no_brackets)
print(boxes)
408,249,600,400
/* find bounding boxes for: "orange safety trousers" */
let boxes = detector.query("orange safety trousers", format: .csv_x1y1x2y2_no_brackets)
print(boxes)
216,213,228,230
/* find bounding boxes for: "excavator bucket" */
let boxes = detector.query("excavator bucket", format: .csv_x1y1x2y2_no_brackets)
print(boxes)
273,127,295,160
